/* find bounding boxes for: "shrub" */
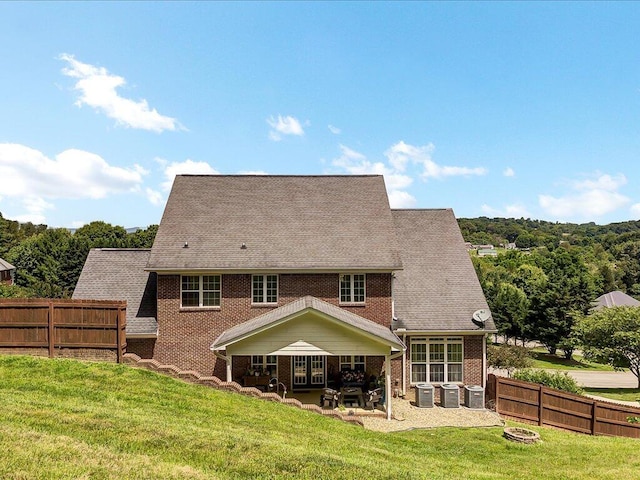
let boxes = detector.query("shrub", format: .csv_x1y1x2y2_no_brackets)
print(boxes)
513,369,583,395
487,344,533,374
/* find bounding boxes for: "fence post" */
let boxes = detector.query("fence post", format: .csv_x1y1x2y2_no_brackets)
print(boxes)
48,301,55,358
591,400,597,435
538,385,544,426
494,375,500,414
116,304,123,364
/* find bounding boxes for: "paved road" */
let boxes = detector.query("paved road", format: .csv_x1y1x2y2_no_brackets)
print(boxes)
565,370,638,389
489,368,638,388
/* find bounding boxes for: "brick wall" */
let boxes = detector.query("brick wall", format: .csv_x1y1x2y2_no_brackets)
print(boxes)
401,335,485,403
154,273,394,373
126,339,156,359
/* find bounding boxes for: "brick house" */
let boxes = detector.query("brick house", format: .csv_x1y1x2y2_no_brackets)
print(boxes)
74,175,495,417
0,257,15,285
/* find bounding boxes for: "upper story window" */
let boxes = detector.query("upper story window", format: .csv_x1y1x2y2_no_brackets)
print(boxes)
340,274,365,303
181,275,221,308
252,274,278,304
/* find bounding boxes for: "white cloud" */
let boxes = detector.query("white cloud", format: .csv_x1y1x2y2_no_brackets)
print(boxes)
267,115,304,141
481,203,531,218
539,172,630,220
503,167,515,177
331,144,415,207
59,53,182,133
145,188,163,206
0,143,147,223
237,170,269,175
328,124,341,135
160,158,220,191
388,190,417,208
384,141,487,179
631,203,640,218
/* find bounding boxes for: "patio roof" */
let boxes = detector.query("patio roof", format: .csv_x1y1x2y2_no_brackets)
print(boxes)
211,295,405,354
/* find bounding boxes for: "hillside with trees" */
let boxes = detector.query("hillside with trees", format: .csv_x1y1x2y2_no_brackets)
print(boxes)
462,217,640,357
0,212,157,298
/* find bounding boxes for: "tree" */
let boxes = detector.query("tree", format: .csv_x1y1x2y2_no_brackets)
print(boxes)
574,306,640,388
492,283,529,344
487,344,532,376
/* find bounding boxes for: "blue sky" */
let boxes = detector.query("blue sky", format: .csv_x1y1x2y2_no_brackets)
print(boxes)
2,2,640,228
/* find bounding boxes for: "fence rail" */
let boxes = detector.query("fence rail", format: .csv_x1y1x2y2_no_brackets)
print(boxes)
487,374,640,439
0,299,126,362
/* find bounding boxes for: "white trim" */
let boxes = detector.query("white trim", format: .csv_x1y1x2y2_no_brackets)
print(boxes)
148,267,401,274
126,333,158,339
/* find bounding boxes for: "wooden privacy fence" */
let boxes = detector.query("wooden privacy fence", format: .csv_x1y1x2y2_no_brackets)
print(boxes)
487,374,640,439
0,299,126,362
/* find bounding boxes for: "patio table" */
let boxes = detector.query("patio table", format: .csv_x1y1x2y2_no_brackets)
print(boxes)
340,386,364,407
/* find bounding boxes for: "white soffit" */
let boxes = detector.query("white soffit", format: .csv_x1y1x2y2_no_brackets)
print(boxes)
267,340,334,356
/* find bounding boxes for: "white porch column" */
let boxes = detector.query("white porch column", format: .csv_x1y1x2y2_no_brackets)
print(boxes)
226,355,233,382
385,354,392,420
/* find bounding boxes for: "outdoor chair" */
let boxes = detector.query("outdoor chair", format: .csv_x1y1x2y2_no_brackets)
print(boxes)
321,387,341,408
365,388,383,410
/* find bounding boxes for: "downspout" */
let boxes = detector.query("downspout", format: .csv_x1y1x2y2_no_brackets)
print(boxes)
482,334,487,388
402,333,407,397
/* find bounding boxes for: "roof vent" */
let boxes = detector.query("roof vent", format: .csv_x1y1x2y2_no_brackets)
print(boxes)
183,242,189,248
241,242,247,249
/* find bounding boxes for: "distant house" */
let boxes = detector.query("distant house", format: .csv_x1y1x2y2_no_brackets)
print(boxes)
74,175,495,417
477,248,498,257
0,258,15,285
593,291,640,310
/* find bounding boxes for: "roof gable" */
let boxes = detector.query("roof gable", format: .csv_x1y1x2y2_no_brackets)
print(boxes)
147,175,402,271
211,295,404,352
0,257,15,271
594,290,640,309
72,249,157,336
391,209,495,332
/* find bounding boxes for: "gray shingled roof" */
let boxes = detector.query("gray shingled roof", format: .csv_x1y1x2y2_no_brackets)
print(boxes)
0,257,15,271
147,175,403,272
211,295,404,351
73,249,158,337
594,290,640,309
391,209,495,332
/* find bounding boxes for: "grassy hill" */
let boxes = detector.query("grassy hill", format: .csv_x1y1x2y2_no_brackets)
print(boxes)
0,356,638,479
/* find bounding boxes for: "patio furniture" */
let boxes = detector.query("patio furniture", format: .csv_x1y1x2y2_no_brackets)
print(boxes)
365,388,383,410
321,388,341,408
340,386,364,408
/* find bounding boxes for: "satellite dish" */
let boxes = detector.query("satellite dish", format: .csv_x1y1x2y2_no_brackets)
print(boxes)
472,309,491,327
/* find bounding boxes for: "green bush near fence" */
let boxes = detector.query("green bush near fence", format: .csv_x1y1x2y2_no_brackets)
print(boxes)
513,369,583,395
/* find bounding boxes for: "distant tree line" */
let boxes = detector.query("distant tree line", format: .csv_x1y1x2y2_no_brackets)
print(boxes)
0,212,157,298
463,216,640,358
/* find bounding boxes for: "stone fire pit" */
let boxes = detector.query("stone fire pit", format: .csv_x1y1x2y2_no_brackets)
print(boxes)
503,427,540,444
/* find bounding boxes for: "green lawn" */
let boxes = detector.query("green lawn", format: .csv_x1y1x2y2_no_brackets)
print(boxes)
583,388,640,403
529,349,614,371
1,355,639,479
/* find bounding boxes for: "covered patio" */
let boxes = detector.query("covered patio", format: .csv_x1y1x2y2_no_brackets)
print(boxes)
210,296,405,419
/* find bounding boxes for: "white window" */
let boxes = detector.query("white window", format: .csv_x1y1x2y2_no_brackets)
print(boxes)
339,355,365,371
410,337,463,383
339,274,365,303
252,274,278,304
251,355,278,376
181,275,221,308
